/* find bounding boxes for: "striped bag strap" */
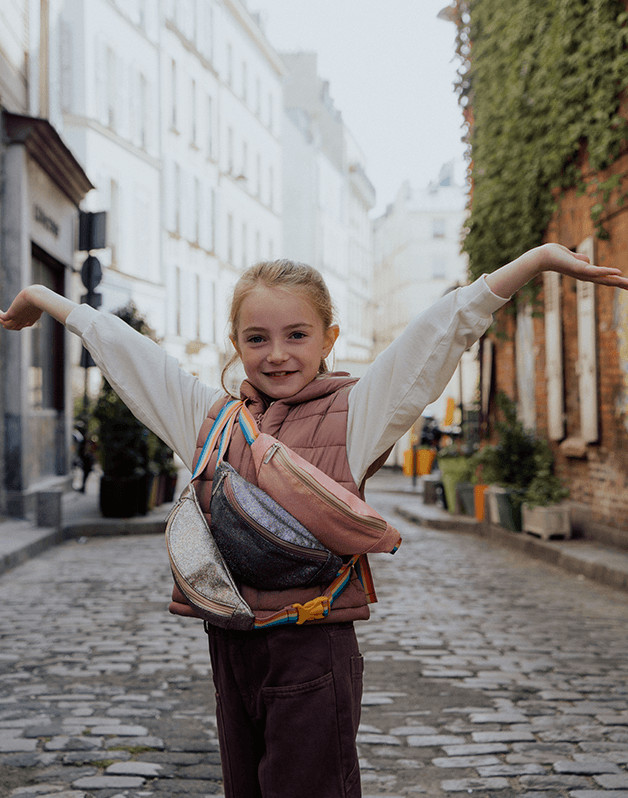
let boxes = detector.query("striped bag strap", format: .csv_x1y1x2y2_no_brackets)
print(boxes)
192,399,244,480
238,403,259,445
253,554,360,629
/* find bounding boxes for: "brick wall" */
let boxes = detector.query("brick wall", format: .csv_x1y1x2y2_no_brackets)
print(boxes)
486,147,628,542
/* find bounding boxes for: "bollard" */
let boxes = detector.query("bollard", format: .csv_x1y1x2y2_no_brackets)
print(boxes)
36,489,63,530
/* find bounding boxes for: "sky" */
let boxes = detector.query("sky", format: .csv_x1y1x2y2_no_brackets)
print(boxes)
251,0,467,216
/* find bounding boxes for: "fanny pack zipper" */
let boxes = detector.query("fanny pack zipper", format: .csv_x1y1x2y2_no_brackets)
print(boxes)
264,443,387,532
169,558,240,615
223,474,328,561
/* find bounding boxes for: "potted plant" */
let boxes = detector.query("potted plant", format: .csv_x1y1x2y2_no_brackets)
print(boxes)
475,394,539,531
521,438,570,539
93,302,156,518
148,432,178,505
94,381,149,517
437,444,474,514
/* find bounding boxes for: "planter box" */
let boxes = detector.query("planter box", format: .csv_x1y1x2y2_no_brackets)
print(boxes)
522,502,572,540
495,489,523,532
456,482,476,516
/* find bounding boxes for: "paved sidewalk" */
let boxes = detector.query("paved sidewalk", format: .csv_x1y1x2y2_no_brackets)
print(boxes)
0,471,181,578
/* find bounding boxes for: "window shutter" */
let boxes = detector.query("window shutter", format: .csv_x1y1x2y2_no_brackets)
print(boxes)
576,237,599,442
544,271,564,440
516,303,536,430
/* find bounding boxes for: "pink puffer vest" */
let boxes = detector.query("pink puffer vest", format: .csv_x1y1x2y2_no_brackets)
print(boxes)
192,372,390,624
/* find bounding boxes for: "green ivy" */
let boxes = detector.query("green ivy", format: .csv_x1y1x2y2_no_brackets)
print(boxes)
455,0,628,281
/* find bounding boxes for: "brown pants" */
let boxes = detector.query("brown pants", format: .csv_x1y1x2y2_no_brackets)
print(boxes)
206,621,364,798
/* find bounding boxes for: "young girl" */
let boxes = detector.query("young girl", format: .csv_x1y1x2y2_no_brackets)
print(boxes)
1,244,627,797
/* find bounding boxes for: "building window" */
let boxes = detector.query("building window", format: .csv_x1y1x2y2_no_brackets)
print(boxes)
108,178,120,265
431,258,446,279
194,177,201,243
227,127,234,172
174,163,181,233
268,165,274,208
106,47,116,129
175,266,182,336
242,60,248,102
190,78,197,145
207,95,214,158
227,213,234,263
170,58,178,130
255,76,261,116
210,187,217,252
432,218,446,238
241,140,248,179
268,92,274,131
242,221,248,268
227,43,233,87
195,273,201,339
139,73,148,150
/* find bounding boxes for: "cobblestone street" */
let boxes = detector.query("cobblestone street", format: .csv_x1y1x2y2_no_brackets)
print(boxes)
1,484,627,798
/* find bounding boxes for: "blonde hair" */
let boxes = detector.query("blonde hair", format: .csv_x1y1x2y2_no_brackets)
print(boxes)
221,259,337,395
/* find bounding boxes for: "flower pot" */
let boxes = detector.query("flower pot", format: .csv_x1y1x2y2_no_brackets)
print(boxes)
494,488,523,532
100,474,145,518
474,484,488,521
456,482,476,515
522,502,572,540
417,449,436,476
404,448,436,476
438,457,472,513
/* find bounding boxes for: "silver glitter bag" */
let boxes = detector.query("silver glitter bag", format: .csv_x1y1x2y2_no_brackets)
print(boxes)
165,482,255,630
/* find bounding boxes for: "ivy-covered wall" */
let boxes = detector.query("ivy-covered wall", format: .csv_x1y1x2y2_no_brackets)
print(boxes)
460,0,628,538
456,0,628,280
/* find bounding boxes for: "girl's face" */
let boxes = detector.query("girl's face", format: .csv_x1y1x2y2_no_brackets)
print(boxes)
232,284,339,400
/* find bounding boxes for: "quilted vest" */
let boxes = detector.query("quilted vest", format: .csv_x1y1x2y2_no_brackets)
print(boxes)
192,372,390,624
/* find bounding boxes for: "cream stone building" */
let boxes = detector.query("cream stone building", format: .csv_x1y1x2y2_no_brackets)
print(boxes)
373,160,476,463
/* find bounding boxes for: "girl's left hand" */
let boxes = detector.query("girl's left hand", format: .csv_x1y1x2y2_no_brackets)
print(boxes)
0,290,44,330
539,243,628,289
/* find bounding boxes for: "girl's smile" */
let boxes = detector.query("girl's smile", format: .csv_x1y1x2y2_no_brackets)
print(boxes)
232,285,338,400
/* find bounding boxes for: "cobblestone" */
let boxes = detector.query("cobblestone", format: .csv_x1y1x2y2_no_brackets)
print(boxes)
0,479,626,796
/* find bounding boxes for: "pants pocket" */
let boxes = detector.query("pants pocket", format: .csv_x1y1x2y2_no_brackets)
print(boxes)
261,671,355,798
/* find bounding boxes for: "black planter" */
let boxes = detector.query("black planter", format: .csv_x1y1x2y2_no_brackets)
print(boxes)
100,474,146,518
495,488,523,532
456,482,476,515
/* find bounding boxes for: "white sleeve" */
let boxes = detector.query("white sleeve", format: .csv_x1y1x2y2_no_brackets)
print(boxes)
65,305,223,471
346,276,509,485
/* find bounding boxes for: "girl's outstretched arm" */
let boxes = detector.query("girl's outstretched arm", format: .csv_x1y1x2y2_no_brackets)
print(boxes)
485,243,628,298
0,285,77,329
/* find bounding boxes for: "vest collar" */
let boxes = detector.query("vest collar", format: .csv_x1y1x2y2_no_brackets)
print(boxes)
239,372,356,416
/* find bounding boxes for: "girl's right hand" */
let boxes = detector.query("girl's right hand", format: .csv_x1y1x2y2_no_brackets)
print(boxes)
0,289,44,330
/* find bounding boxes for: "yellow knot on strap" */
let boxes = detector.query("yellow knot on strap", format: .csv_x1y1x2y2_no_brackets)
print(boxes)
292,596,331,625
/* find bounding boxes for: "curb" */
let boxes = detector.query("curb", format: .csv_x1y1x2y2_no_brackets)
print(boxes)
395,504,628,594
0,509,173,579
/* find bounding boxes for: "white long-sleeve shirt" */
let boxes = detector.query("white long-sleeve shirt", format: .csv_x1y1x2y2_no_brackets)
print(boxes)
65,276,508,486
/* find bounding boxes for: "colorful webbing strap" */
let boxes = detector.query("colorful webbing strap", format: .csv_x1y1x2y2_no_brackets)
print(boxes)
253,555,360,629
192,399,243,480
238,404,259,445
